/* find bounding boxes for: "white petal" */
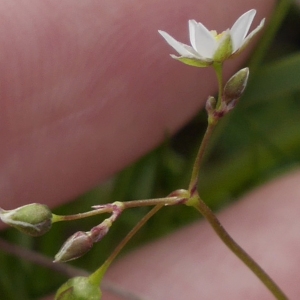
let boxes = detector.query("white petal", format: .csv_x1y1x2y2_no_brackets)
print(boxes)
189,20,217,58
244,18,265,42
158,30,197,57
234,18,265,54
230,9,256,51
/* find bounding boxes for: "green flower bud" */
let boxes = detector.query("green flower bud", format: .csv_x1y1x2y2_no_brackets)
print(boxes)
54,231,93,263
0,203,52,236
223,67,249,109
55,276,102,300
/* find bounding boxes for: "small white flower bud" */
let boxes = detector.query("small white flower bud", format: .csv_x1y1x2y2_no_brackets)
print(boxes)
0,203,52,236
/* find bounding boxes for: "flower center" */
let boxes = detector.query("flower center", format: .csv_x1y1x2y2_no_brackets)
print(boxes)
210,30,225,41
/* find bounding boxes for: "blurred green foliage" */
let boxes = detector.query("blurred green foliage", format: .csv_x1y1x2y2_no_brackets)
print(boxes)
1,2,300,299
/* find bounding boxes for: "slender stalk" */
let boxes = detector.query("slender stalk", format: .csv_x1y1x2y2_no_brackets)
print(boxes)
214,63,223,107
89,205,163,285
188,123,216,192
188,63,224,193
187,60,288,298
192,194,288,300
123,197,180,209
52,207,114,223
53,197,178,223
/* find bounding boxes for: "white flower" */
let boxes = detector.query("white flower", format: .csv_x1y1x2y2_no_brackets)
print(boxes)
158,9,265,67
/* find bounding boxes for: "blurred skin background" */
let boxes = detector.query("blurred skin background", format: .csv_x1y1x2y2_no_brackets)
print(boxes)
3,0,300,299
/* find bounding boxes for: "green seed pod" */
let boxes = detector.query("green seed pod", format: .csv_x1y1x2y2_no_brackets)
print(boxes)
55,276,102,300
0,203,52,236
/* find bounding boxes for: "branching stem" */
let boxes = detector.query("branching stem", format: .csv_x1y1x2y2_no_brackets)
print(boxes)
53,197,180,223
89,205,163,285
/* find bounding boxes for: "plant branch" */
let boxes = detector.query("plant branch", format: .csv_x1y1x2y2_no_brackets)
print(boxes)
192,195,288,300
188,123,216,193
90,205,163,286
53,197,179,223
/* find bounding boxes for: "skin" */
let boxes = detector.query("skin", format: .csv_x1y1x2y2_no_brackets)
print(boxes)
3,1,300,299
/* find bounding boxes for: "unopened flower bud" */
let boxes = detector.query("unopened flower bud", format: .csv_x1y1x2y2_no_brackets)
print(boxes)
0,203,52,236
55,276,102,300
205,96,217,114
54,231,93,263
222,67,249,109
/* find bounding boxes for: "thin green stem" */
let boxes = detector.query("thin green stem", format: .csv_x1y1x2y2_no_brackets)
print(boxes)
188,60,287,298
192,194,288,300
188,64,288,298
188,123,216,192
123,197,180,209
214,63,224,107
188,63,224,192
52,197,179,223
89,205,163,286
52,208,113,223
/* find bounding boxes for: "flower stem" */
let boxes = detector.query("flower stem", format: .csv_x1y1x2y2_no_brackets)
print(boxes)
188,123,216,193
188,61,288,298
213,63,224,107
122,197,182,209
188,63,224,193
89,204,163,286
52,197,180,223
192,194,288,300
52,208,114,223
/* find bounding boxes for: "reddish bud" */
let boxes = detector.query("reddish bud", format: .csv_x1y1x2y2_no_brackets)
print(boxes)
54,231,93,263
